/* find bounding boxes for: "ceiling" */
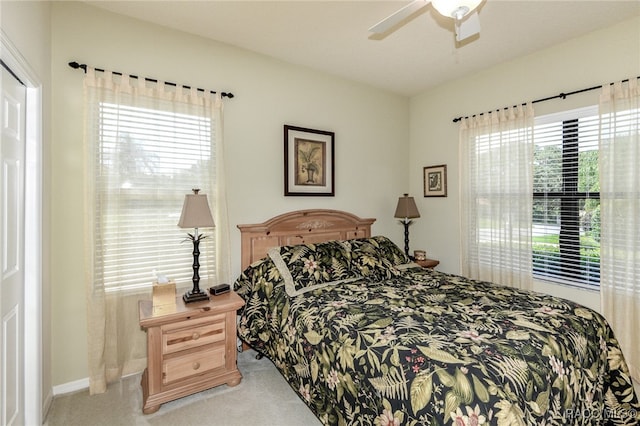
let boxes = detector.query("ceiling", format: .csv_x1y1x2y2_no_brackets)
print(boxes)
86,1,640,97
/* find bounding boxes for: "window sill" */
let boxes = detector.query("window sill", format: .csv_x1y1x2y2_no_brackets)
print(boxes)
533,277,601,312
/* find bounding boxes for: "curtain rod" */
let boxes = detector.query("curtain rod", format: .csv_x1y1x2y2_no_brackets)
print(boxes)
452,75,640,123
68,61,234,99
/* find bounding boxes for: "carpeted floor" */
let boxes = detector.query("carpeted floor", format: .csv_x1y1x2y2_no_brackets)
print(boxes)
44,349,321,426
41,348,640,426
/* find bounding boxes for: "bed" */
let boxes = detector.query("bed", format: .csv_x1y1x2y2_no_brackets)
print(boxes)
234,209,639,425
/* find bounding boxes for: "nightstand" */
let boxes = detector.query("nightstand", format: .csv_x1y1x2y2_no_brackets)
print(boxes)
414,258,440,269
138,291,245,414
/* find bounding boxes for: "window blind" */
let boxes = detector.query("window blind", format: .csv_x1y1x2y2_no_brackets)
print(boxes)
533,107,600,288
93,101,215,291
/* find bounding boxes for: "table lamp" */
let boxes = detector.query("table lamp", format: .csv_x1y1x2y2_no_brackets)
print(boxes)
178,188,215,303
394,193,420,258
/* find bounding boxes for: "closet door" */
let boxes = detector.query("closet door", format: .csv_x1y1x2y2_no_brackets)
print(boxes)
1,63,26,426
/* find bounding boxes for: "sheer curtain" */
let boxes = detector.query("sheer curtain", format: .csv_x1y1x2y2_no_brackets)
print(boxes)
459,104,535,290
599,77,639,381
83,68,230,394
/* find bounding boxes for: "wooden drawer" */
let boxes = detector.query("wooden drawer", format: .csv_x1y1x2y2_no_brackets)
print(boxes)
162,314,226,355
139,292,245,414
162,346,226,384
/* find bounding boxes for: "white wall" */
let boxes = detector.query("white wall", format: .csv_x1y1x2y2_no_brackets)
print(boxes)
409,16,640,312
50,2,409,386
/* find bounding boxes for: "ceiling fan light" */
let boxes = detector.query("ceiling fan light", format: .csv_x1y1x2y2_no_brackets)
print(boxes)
431,0,482,19
452,6,469,20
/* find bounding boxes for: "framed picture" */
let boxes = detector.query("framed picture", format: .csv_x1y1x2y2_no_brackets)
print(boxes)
284,125,335,196
423,164,447,197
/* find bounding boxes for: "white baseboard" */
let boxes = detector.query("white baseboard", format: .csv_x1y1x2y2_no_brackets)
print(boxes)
51,370,142,397
52,377,89,396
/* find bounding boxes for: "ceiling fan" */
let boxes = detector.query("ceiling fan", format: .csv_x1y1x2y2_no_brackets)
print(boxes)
369,0,483,42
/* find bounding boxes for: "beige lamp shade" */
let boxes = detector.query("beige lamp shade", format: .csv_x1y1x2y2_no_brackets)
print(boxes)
394,193,420,219
178,189,215,229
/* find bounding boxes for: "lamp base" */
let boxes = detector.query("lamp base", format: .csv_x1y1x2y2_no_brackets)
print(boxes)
182,289,210,303
402,219,412,258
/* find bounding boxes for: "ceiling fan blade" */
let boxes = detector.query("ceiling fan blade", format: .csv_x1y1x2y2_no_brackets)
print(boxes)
455,10,481,41
369,0,431,34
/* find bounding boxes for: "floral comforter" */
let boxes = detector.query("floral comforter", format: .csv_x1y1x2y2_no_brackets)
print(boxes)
234,236,639,425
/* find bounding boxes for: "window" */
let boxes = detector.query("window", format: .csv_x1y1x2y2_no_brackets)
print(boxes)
92,100,215,292
533,106,600,288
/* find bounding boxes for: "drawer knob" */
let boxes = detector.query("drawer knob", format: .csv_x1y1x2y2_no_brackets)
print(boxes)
192,362,200,370
192,332,200,340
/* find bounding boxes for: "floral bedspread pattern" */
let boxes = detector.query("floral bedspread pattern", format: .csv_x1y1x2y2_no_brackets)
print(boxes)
234,237,639,425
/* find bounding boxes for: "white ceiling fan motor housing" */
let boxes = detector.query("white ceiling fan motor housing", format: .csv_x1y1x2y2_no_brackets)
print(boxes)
431,0,482,20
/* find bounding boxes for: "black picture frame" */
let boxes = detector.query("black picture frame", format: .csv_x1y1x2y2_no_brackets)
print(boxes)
423,164,447,197
284,125,335,196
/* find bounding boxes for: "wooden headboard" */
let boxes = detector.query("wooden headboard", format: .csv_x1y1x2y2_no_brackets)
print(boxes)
237,209,376,269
